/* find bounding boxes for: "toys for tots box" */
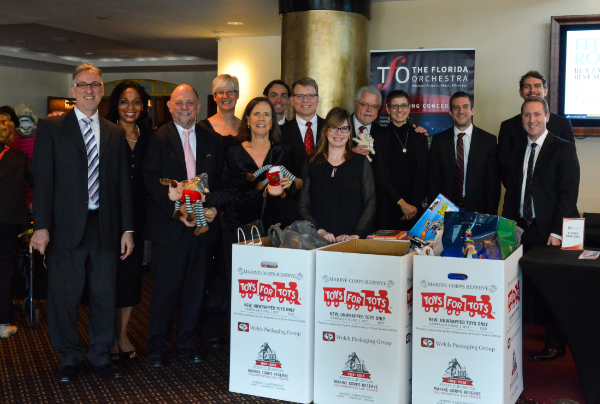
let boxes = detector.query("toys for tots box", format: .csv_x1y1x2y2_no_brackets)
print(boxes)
314,240,414,404
229,238,316,403
412,246,523,404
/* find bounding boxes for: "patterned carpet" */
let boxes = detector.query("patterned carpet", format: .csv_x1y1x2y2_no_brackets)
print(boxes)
0,273,543,404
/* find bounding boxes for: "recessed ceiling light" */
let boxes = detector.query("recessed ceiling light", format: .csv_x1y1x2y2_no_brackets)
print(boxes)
86,52,93,55
227,21,244,26
121,54,128,57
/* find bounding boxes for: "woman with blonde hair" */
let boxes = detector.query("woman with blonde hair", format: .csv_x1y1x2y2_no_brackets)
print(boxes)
200,74,241,149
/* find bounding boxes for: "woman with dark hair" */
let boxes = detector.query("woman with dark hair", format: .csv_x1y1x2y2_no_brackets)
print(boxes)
298,107,376,242
105,80,151,360
372,90,428,231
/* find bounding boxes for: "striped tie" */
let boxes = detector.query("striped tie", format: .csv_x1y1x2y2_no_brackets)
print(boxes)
456,133,465,203
523,143,537,226
83,118,99,206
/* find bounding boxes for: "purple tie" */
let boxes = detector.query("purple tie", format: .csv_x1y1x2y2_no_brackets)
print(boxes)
183,129,196,179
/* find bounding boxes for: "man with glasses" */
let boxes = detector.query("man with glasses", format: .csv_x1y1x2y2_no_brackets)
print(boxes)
350,86,385,158
143,84,224,369
427,91,500,214
31,63,134,383
263,79,291,126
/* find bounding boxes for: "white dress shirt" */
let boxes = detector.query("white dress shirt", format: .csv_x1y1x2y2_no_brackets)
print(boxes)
174,122,197,160
453,124,473,197
295,115,318,143
278,117,286,126
74,107,101,210
353,115,372,138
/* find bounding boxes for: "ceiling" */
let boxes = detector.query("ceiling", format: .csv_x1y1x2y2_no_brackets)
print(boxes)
0,0,402,73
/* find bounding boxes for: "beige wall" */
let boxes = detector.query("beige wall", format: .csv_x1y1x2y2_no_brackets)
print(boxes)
370,0,600,213
0,66,70,117
218,36,282,119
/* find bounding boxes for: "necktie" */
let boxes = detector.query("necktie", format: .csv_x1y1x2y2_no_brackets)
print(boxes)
83,118,99,206
183,129,196,179
456,133,465,203
359,126,366,135
523,143,538,226
304,122,315,157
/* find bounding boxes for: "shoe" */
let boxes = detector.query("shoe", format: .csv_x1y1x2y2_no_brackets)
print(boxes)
146,351,166,368
203,338,222,350
110,343,137,361
59,365,79,383
532,347,566,361
0,324,17,339
90,364,124,380
178,347,203,364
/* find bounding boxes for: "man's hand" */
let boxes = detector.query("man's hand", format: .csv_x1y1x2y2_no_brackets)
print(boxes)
413,124,429,137
120,232,134,260
204,208,217,223
281,177,292,190
31,229,50,255
398,199,418,221
47,111,65,117
547,235,561,246
179,215,196,227
352,145,370,156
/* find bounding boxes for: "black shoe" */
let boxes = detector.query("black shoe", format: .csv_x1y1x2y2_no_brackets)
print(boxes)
532,347,566,361
59,365,79,383
146,351,166,368
90,364,124,380
203,338,222,350
178,347,203,364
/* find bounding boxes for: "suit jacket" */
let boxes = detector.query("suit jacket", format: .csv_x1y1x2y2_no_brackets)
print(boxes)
143,121,225,245
33,109,133,250
427,125,500,215
350,114,386,162
502,132,580,240
0,148,32,226
280,115,325,174
498,112,574,185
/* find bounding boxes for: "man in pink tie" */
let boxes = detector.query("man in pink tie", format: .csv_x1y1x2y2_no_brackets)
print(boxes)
143,84,225,368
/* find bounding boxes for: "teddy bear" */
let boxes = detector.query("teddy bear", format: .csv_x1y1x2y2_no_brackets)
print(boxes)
351,132,376,162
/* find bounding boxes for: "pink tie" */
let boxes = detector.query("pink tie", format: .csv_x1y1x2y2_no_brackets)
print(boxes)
183,129,196,179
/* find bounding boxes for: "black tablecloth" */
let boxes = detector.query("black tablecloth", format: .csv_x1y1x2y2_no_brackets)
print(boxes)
586,228,600,248
520,246,600,404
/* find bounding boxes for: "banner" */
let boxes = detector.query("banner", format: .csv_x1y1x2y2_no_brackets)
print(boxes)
370,48,475,136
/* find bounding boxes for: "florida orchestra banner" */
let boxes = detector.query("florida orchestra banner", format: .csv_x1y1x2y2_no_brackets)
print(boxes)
370,48,475,136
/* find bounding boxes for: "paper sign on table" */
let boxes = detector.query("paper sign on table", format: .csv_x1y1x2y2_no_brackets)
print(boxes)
562,218,585,250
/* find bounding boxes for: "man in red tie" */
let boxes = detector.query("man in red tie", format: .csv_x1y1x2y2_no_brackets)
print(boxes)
350,86,385,158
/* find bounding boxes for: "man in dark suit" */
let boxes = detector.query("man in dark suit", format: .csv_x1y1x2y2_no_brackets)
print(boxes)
263,79,291,126
350,86,385,159
31,64,133,383
427,91,500,214
144,84,224,368
502,96,580,361
498,70,575,184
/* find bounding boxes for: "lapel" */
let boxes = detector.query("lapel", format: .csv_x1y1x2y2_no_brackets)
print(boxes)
316,115,324,143
290,119,305,153
443,129,457,177
465,126,481,189
194,123,207,174
534,132,555,174
515,142,528,190
167,122,187,174
66,109,86,154
98,117,112,160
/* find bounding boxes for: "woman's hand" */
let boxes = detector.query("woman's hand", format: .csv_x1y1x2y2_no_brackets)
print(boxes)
318,229,336,243
398,199,417,221
281,177,292,190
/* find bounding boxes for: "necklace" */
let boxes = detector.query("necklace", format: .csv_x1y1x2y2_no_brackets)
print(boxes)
391,125,409,153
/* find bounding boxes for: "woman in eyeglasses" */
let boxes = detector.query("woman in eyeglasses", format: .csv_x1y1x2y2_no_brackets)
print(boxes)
199,74,241,150
372,90,428,231
298,107,375,243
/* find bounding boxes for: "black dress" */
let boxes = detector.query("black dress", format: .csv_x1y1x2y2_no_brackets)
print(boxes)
372,123,428,231
298,154,375,238
198,119,239,150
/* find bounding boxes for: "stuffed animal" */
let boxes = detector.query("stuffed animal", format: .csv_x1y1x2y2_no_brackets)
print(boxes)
246,165,303,198
351,132,375,162
159,174,209,236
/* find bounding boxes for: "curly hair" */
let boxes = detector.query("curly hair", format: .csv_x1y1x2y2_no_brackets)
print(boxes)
0,116,16,146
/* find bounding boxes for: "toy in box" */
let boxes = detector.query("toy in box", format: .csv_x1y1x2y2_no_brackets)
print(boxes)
408,194,458,241
367,230,408,240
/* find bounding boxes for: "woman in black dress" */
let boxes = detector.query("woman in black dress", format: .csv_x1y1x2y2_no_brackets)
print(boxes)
105,81,151,360
298,107,375,242
198,74,241,150
372,90,428,231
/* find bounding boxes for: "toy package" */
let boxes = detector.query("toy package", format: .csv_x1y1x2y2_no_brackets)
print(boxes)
441,211,520,260
408,194,458,241
367,230,408,240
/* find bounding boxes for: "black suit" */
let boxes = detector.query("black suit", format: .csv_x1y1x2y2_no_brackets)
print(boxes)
143,121,224,354
502,132,579,349
498,112,574,185
350,114,385,161
33,109,132,367
427,125,500,214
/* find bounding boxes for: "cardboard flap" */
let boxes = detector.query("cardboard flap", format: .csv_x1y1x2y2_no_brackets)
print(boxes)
320,239,410,257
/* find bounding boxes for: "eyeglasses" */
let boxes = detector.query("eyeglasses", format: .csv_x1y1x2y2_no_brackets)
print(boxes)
173,101,197,108
356,101,380,110
72,82,103,89
328,125,350,133
292,94,318,101
215,90,238,97
389,103,409,111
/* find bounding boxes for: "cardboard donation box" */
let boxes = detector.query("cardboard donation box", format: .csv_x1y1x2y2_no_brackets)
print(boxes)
229,238,316,403
314,240,414,404
412,246,524,404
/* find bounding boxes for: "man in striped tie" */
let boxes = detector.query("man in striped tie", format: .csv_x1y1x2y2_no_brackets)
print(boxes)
31,64,134,383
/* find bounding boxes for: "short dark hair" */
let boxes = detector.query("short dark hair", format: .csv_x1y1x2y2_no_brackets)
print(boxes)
291,77,318,95
449,91,474,110
237,97,281,143
105,80,152,133
521,95,549,115
519,70,547,91
386,90,411,106
311,107,354,164
0,105,19,128
263,80,291,97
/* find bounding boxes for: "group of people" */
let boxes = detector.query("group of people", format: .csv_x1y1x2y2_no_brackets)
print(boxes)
0,64,579,384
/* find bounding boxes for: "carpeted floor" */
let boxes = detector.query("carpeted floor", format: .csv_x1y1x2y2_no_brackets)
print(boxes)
0,273,552,404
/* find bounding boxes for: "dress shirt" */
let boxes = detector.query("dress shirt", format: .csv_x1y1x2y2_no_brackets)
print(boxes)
453,124,473,197
174,122,197,160
74,107,100,210
295,115,318,144
353,115,372,138
278,117,286,126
